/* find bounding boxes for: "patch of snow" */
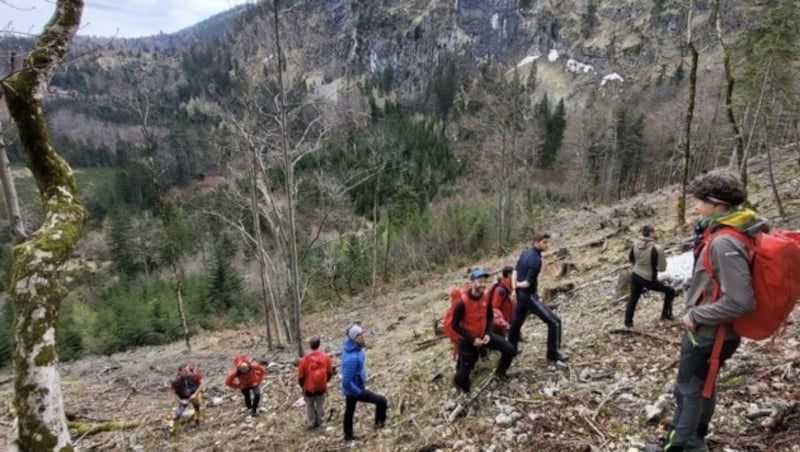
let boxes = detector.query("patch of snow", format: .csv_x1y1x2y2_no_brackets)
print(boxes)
548,49,559,62
516,55,539,68
566,58,594,74
491,13,500,30
601,73,624,86
659,251,694,284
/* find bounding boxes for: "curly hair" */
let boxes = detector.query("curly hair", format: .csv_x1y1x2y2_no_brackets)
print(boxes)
687,170,747,206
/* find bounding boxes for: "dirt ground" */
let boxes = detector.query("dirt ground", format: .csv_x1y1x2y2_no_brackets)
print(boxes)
1,153,799,451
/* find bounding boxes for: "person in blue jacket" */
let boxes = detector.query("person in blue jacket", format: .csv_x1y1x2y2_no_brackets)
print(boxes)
341,324,387,441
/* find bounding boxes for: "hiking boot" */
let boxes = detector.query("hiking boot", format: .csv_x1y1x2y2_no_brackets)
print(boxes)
452,376,470,393
344,434,361,441
547,351,569,363
660,315,674,321
374,421,385,429
625,322,633,328
494,370,510,381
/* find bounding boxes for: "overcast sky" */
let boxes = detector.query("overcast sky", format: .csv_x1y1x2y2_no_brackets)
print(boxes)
2,0,253,38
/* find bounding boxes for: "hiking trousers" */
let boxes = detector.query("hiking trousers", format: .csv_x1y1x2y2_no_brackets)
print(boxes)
453,332,516,391
305,393,326,428
508,291,562,359
625,273,676,326
241,385,261,413
343,390,387,439
669,332,740,449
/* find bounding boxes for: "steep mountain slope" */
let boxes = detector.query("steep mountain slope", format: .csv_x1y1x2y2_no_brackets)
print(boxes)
1,150,797,451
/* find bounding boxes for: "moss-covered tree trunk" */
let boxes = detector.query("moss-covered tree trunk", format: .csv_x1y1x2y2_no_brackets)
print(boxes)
678,0,698,226
0,1,86,450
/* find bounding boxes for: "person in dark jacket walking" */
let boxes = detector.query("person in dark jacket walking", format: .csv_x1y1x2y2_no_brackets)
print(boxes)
508,232,568,363
169,363,203,433
341,324,387,441
451,268,517,393
647,170,766,451
625,225,676,327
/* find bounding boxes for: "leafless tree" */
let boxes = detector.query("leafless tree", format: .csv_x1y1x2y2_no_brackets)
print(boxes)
0,0,85,449
678,0,698,226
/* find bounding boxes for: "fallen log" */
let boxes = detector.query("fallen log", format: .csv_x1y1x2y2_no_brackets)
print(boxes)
447,374,494,422
68,420,140,436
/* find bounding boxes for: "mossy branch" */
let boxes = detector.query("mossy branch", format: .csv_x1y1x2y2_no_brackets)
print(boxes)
67,420,141,436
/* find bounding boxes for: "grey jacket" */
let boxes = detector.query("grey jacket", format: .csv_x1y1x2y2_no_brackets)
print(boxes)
631,237,666,281
686,215,769,340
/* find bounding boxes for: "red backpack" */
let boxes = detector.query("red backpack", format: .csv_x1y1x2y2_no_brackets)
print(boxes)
443,287,467,344
701,227,800,398
304,353,329,394
702,228,800,340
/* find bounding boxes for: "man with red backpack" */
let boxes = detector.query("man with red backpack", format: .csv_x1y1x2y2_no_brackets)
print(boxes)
491,266,516,336
648,170,767,452
450,268,516,393
297,337,334,428
225,354,267,417
170,363,203,433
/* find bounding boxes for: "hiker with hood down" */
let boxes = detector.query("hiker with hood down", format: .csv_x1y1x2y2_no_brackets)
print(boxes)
224,354,267,417
341,324,387,441
647,170,767,451
625,225,676,327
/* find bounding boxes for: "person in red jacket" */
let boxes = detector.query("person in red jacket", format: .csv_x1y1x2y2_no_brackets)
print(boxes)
491,266,516,336
224,354,266,416
452,268,516,393
297,337,334,428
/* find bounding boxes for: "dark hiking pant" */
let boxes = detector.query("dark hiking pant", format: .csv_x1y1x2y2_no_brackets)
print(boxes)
625,273,676,326
453,332,516,392
669,332,740,449
343,390,387,439
241,385,261,414
508,291,562,359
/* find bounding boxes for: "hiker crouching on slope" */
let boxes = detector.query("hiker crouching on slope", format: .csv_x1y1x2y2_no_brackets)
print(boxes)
648,170,767,452
452,268,516,392
298,337,334,429
170,363,203,433
341,324,387,441
625,225,676,328
224,354,267,417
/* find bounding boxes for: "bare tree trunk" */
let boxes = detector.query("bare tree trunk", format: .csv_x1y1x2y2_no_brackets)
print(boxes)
0,132,28,241
371,171,380,299
272,0,304,357
678,0,698,226
742,59,772,174
1,1,85,449
250,145,273,348
715,0,746,184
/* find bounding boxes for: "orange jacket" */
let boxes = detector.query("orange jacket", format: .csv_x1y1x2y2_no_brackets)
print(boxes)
297,350,334,394
225,359,266,389
456,289,490,339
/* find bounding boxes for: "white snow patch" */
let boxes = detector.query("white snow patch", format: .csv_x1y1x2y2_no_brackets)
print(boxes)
547,49,559,62
659,251,695,286
369,51,378,73
566,58,594,74
601,73,624,86
516,55,540,68
491,13,500,30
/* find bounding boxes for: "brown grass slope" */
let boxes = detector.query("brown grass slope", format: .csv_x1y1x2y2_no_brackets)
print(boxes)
1,151,799,451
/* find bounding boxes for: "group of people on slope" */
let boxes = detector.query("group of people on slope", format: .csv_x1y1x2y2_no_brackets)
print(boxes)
449,170,766,452
169,169,765,451
168,327,384,441
450,231,569,393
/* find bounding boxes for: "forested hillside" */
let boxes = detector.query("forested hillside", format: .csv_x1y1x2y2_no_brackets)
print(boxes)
0,0,798,395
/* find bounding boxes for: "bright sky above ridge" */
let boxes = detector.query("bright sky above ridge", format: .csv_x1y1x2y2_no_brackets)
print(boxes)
2,0,253,38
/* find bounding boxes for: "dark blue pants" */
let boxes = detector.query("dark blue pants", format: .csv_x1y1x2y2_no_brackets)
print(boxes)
343,390,387,439
241,385,261,413
508,291,562,359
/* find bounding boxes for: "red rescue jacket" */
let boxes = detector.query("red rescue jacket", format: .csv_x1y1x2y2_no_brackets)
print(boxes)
224,356,266,389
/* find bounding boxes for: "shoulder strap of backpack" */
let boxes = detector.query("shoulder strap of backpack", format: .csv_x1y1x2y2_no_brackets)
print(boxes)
700,226,754,399
650,246,658,281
